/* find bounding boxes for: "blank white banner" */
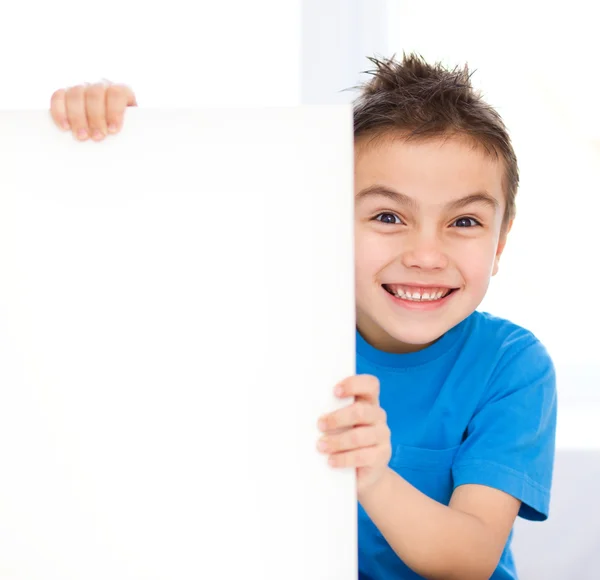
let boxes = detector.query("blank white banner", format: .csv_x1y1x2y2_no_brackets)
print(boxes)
0,108,357,579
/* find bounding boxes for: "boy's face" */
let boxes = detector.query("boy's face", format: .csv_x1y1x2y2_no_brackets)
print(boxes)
354,135,511,353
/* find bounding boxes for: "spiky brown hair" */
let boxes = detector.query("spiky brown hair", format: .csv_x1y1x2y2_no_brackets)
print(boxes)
353,53,518,229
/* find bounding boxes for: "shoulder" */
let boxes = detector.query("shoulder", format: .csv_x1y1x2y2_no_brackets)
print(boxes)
468,310,553,364
468,311,556,404
469,310,542,345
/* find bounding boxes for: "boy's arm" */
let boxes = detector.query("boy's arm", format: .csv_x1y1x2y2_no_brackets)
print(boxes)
359,472,520,580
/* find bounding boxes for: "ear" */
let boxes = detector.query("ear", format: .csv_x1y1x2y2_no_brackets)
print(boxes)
492,220,513,276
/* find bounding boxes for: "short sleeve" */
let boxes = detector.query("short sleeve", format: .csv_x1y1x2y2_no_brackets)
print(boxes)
452,339,557,521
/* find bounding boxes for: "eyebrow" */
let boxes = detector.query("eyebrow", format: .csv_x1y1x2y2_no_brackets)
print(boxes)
355,185,500,213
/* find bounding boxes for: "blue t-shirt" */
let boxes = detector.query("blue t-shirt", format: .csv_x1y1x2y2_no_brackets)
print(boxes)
356,310,557,580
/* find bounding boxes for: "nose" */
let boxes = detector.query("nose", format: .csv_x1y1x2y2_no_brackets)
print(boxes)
400,230,448,271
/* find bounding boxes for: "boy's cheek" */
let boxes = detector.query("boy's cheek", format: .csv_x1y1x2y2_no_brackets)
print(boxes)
460,251,498,286
354,243,393,281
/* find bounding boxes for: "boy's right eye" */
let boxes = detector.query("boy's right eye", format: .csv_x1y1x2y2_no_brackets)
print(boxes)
374,212,403,225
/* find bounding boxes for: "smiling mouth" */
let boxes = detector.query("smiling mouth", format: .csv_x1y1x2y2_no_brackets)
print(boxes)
382,284,459,302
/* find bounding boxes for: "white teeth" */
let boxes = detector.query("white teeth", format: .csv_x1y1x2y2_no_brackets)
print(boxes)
391,287,451,302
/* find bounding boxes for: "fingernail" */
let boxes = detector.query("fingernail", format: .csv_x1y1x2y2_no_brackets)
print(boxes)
92,129,104,140
334,385,344,397
108,123,118,133
317,438,328,452
318,418,327,431
62,121,70,130
77,129,88,140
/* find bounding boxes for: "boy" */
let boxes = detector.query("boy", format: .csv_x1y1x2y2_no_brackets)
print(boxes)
49,54,557,580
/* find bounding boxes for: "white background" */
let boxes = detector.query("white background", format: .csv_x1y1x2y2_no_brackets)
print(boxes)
1,0,387,108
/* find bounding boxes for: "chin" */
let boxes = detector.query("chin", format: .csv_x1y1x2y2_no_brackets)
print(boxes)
386,327,446,349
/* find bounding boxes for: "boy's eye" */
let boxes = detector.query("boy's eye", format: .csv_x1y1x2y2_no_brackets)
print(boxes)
374,212,402,225
452,217,481,228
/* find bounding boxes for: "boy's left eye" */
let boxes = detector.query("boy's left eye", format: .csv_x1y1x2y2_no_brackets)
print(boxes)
452,217,481,228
